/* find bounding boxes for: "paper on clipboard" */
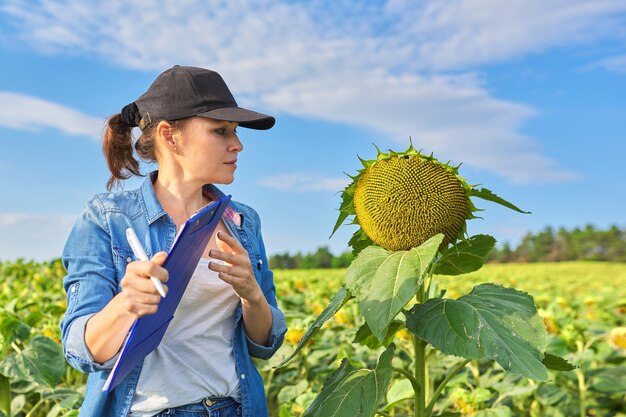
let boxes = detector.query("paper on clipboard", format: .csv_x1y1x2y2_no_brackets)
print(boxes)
102,195,231,392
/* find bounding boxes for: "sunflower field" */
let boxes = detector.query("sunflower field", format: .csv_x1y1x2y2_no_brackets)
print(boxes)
0,259,624,417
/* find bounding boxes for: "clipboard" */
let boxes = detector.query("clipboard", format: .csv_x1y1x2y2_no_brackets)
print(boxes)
102,194,232,392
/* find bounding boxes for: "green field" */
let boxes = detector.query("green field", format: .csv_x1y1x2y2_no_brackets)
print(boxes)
1,260,625,416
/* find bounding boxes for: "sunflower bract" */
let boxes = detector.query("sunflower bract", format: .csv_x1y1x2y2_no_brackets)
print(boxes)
353,151,469,251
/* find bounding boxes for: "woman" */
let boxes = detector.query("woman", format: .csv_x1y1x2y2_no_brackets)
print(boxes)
60,65,287,417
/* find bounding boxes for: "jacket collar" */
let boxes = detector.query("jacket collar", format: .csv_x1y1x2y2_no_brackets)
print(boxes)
140,171,168,225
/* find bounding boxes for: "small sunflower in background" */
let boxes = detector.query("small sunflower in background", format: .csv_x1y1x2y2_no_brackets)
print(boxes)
332,142,528,254
608,327,626,350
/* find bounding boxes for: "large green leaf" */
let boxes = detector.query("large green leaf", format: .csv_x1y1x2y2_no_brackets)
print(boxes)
0,336,64,387
434,235,496,275
275,287,352,368
304,344,394,417
469,188,530,214
406,284,548,381
345,234,444,341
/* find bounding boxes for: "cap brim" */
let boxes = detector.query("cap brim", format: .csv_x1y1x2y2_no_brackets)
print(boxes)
197,107,275,130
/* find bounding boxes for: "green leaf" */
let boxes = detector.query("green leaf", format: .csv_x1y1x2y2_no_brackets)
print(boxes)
0,315,31,345
473,406,512,417
304,344,395,417
346,234,444,342
0,336,64,387
469,187,530,214
542,353,575,371
278,380,309,404
275,287,352,368
589,367,626,394
10,394,24,417
9,380,38,394
41,388,83,409
435,235,496,275
353,321,404,349
385,379,413,410
406,284,548,381
535,385,569,406
330,178,358,238
347,228,375,257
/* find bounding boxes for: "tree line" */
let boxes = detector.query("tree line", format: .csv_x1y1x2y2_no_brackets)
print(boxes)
488,224,626,263
269,246,353,269
269,224,626,268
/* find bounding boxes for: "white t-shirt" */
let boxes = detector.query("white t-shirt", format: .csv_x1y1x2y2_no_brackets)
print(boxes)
129,258,241,416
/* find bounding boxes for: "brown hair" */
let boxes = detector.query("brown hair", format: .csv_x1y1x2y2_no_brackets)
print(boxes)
102,115,188,191
102,114,153,191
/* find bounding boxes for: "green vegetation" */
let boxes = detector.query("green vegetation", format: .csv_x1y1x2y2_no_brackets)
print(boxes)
1,260,624,416
270,263,626,417
269,246,352,269
489,224,626,263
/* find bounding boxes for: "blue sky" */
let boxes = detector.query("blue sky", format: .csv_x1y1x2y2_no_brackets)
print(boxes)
0,0,625,262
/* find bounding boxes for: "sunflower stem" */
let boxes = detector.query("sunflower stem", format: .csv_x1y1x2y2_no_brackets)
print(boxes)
414,279,428,417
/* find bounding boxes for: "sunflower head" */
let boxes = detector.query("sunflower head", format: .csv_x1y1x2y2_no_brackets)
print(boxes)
332,142,527,254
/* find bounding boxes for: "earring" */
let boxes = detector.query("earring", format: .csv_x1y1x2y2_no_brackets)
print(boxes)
173,142,177,151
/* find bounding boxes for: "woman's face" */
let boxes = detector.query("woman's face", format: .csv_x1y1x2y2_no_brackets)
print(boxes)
174,116,242,185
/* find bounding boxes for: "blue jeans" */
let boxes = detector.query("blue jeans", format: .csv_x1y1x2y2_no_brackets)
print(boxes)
154,397,242,417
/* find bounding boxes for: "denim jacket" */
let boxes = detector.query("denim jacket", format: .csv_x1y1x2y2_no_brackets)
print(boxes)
60,171,287,417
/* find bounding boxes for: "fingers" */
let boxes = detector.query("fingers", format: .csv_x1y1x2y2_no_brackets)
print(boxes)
209,248,237,266
216,231,244,254
127,259,169,283
208,260,246,277
151,251,168,266
120,256,169,318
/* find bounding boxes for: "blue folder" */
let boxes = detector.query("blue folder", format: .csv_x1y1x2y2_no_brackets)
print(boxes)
102,195,232,392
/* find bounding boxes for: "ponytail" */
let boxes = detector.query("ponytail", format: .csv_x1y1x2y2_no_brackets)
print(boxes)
102,114,141,191
102,102,182,190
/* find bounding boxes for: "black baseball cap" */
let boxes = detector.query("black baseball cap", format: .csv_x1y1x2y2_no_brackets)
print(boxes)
131,65,275,130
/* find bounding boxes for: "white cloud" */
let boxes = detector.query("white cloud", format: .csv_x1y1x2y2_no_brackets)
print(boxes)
592,55,626,73
0,92,103,140
385,0,626,71
0,213,76,261
257,173,350,192
2,0,624,182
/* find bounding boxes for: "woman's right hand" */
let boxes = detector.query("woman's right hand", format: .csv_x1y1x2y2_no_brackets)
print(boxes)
119,251,169,318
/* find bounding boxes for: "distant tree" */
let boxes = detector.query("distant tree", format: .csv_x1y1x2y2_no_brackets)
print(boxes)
269,246,352,269
331,251,353,268
488,224,626,263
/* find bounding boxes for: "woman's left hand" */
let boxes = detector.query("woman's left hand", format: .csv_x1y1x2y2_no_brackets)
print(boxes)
208,231,264,304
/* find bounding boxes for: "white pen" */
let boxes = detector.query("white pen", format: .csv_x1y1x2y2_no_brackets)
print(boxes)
126,228,167,298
